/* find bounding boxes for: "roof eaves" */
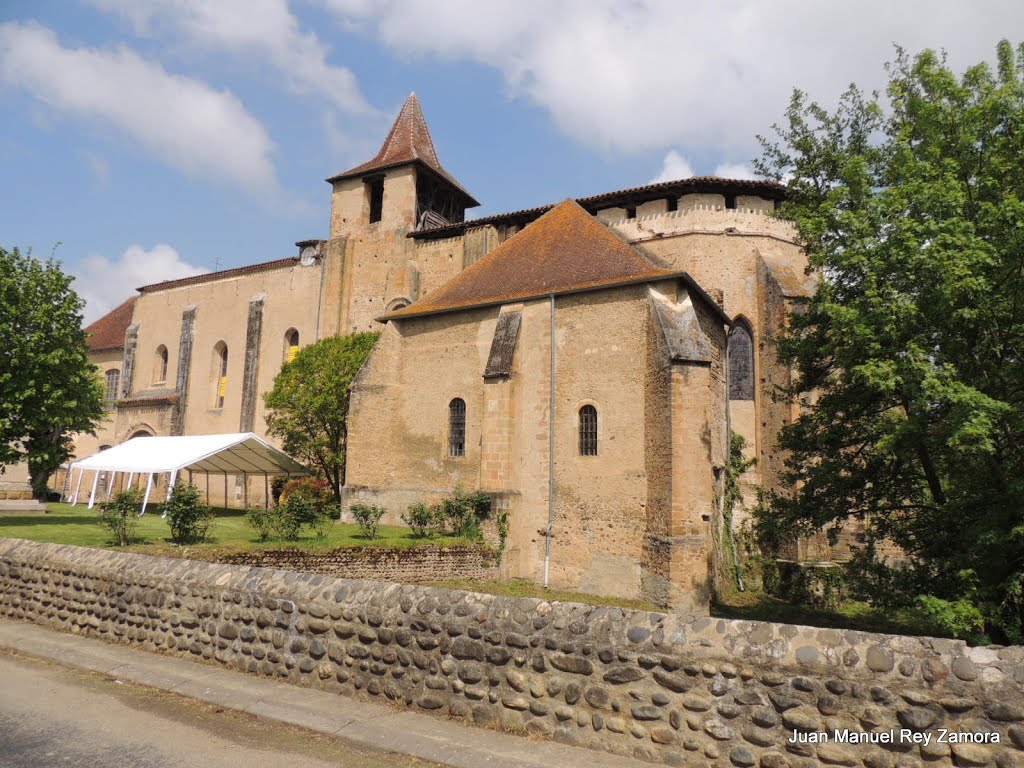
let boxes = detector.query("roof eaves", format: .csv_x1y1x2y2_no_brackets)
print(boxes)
137,257,299,293
376,270,685,323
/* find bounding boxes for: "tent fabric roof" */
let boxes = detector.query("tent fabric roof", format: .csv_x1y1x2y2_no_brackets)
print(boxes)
70,433,307,476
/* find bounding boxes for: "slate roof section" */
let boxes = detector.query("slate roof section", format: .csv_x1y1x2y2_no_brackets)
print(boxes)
326,93,478,205
381,199,681,321
137,257,298,294
84,296,137,351
411,176,785,240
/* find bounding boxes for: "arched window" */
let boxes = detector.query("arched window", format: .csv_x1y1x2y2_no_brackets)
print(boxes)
212,342,228,408
579,405,598,456
153,345,168,383
104,369,120,407
284,328,299,363
448,398,466,457
728,322,755,400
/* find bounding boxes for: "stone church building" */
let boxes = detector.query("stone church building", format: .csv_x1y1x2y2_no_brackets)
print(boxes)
75,94,816,611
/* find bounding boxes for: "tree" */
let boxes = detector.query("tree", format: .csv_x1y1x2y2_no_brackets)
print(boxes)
263,332,379,501
754,41,1024,642
0,246,105,497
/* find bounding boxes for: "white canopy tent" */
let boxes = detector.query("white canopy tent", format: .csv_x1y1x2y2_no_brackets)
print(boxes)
67,433,307,514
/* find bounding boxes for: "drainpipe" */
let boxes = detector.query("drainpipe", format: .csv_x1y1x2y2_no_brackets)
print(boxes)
544,294,556,588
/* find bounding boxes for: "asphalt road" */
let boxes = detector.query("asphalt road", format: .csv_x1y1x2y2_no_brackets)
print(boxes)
0,651,442,768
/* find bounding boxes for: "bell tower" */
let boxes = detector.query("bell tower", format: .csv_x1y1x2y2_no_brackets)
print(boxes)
326,92,478,236
318,93,479,336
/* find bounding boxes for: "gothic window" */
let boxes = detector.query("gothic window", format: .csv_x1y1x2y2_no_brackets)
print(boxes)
728,322,754,400
212,342,228,408
153,345,168,383
579,405,598,456
104,369,120,407
284,328,299,363
448,398,466,457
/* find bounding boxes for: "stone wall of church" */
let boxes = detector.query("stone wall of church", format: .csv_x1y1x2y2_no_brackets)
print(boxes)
346,281,728,609
128,262,323,444
2,539,1021,768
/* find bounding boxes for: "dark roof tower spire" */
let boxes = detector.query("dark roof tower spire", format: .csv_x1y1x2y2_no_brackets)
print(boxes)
327,92,478,206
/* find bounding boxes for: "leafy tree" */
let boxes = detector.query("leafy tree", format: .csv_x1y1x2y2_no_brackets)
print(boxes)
0,246,105,497
754,41,1024,641
263,332,379,501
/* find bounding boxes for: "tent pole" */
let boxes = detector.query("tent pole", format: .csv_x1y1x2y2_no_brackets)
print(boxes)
87,471,100,509
188,469,193,486
224,474,228,511
242,471,248,509
106,471,117,500
162,469,178,518
126,472,134,491
71,469,83,505
205,472,210,504
141,473,153,515
264,473,270,509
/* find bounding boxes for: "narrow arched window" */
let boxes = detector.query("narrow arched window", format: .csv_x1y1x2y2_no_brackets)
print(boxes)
728,322,755,400
579,405,598,456
284,328,299,363
212,342,228,408
448,398,466,457
104,369,120,407
153,345,168,383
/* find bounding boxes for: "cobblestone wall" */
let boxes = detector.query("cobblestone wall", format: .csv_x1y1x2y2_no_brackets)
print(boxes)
216,545,497,583
1,539,1021,767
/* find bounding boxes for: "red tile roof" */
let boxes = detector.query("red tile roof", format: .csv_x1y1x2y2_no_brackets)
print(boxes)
326,93,478,205
137,257,298,293
84,296,137,350
382,199,679,320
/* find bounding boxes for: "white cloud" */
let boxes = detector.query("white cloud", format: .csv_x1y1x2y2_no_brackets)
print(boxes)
651,150,694,183
712,162,758,181
90,0,373,115
0,21,277,190
76,244,208,323
324,0,1024,157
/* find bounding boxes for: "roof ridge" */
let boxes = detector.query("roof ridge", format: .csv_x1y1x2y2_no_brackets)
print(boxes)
383,199,675,320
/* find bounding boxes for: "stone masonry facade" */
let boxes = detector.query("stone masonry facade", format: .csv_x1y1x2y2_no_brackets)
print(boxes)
2,539,1022,768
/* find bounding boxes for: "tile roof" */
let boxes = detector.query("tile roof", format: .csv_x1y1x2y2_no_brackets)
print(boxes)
84,296,137,351
410,176,785,240
137,257,298,293
326,93,478,205
381,199,679,321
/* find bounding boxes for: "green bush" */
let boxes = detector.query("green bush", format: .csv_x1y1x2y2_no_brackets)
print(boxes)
402,501,436,537
272,501,303,541
436,485,491,538
163,484,214,544
350,502,385,540
280,476,333,508
245,505,276,542
916,595,988,644
98,489,142,546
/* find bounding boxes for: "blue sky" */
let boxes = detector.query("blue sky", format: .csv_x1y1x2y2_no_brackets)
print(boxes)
2,1,1021,323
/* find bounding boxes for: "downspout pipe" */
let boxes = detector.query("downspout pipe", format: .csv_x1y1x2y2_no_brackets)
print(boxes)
544,293,555,588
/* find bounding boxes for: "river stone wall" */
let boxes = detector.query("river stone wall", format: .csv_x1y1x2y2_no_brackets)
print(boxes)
1,539,1022,768
216,544,497,583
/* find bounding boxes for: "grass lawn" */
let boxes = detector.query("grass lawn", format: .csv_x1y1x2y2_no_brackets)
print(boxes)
0,502,472,558
3,505,942,639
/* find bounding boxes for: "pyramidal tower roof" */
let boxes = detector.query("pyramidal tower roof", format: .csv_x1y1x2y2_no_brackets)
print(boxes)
382,199,680,320
327,93,477,203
